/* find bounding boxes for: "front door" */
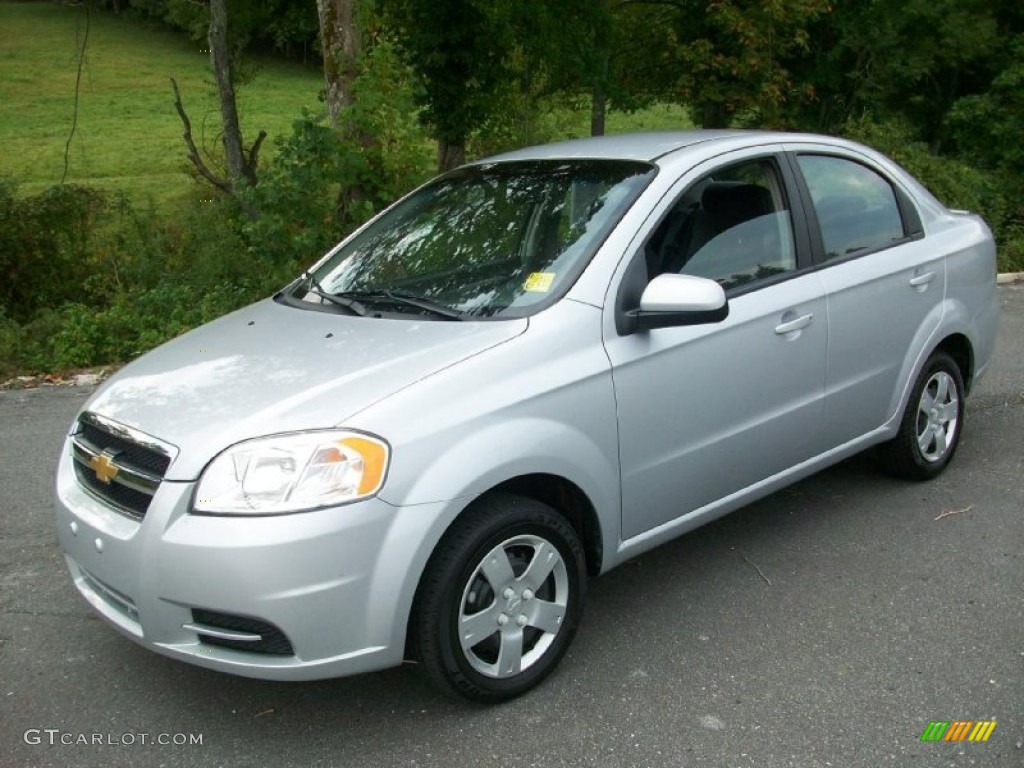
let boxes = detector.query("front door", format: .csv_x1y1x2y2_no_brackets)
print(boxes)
606,154,829,540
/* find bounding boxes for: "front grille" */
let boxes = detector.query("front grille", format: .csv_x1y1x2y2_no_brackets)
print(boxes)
70,413,175,521
74,463,155,517
190,609,295,656
79,421,171,476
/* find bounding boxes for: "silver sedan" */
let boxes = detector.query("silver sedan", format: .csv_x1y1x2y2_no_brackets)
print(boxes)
56,131,999,702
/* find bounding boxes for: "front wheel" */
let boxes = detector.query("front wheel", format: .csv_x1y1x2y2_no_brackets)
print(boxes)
878,351,965,480
412,494,587,703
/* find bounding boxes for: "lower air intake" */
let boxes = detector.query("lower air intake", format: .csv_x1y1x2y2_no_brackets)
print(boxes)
190,608,295,656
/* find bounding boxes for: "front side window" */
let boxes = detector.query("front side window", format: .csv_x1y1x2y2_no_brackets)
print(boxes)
291,160,655,319
797,155,906,261
646,159,797,291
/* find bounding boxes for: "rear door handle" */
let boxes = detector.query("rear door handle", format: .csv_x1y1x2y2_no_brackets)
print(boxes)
774,313,814,335
909,271,936,288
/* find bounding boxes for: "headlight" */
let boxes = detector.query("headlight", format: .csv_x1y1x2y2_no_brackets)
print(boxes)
193,431,389,515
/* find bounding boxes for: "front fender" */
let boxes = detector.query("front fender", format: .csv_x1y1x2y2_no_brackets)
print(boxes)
367,418,622,657
354,300,622,580
381,415,620,573
392,417,617,510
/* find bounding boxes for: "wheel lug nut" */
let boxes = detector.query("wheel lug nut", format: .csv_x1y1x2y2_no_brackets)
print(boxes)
522,589,533,601
497,613,509,626
516,614,528,627
502,587,515,599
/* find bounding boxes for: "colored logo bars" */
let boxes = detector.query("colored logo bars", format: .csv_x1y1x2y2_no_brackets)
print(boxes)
920,720,997,742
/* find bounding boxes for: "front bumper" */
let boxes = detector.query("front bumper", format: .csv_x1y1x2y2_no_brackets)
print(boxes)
55,441,446,680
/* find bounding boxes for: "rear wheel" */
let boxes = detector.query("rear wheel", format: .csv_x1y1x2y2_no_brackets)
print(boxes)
412,494,586,702
878,351,965,480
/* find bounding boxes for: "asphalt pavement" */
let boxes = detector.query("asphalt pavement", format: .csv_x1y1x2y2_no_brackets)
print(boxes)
1,287,1022,768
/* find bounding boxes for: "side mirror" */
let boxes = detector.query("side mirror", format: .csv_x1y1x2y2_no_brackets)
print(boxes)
627,273,728,330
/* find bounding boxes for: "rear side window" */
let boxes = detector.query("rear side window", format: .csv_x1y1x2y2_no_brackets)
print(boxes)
797,155,906,261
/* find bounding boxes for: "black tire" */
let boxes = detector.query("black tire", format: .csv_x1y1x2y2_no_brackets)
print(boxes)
878,351,965,480
411,493,587,703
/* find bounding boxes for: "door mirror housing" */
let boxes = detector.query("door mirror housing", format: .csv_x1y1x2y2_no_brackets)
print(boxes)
627,273,729,331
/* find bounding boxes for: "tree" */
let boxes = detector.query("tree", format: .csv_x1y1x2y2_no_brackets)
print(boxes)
781,0,1008,141
316,0,361,131
209,0,256,187
656,0,829,128
946,36,1024,175
171,0,265,199
587,0,612,136
384,0,511,170
383,0,621,165
504,0,616,137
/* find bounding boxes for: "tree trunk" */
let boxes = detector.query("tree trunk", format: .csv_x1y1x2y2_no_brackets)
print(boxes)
316,0,362,131
699,101,729,129
591,84,607,137
437,139,466,172
590,4,610,138
208,0,253,187
317,0,378,217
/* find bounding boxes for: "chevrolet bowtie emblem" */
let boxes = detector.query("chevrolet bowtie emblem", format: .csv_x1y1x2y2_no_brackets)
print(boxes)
89,451,119,484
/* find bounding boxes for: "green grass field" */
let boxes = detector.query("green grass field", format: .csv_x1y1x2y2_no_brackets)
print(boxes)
0,1,324,205
0,2,692,207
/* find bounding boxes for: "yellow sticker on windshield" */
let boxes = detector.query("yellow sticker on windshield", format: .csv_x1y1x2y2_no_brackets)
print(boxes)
524,272,556,292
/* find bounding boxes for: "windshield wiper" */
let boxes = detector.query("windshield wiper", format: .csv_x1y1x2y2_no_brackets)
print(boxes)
381,290,465,320
331,289,465,321
300,272,369,317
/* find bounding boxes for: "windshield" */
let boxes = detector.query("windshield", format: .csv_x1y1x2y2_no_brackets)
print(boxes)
290,160,656,319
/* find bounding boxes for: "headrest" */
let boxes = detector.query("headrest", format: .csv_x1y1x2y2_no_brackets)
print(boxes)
702,182,773,220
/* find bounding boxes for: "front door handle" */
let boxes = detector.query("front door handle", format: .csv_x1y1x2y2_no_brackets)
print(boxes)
774,313,814,336
909,271,936,289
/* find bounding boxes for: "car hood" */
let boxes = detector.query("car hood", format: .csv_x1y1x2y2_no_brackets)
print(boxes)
81,298,527,480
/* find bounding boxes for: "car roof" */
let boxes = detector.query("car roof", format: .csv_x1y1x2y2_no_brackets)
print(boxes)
477,130,794,164
470,129,950,231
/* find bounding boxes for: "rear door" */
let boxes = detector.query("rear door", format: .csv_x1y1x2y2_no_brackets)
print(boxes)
786,149,944,447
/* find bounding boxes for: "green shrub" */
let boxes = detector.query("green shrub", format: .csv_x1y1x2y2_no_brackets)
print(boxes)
45,281,269,370
238,39,433,269
237,113,354,266
0,180,295,376
2,308,66,376
0,181,111,324
0,309,25,379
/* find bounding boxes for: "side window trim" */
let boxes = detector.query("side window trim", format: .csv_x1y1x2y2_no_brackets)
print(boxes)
723,152,819,300
775,152,815,273
781,151,825,262
785,151,925,268
895,186,924,237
